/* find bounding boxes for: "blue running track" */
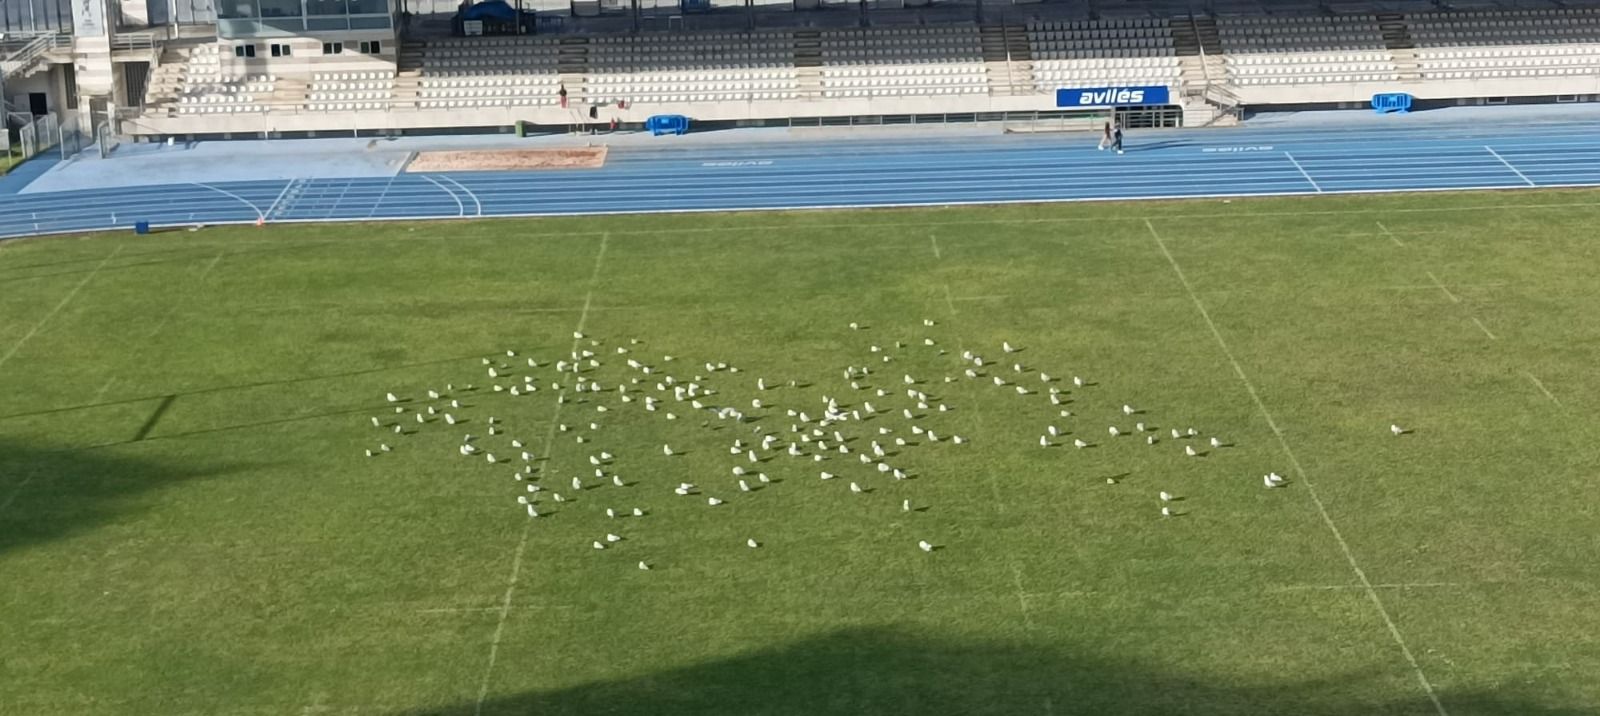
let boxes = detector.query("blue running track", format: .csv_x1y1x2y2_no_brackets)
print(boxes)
4,117,1600,239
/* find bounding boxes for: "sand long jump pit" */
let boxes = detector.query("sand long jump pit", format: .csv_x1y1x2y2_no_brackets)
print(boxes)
405,147,608,172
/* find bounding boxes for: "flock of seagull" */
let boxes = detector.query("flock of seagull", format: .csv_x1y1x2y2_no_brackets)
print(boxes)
362,320,1410,570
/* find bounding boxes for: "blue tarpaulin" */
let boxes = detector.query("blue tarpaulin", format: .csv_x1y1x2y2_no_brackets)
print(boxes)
460,0,518,22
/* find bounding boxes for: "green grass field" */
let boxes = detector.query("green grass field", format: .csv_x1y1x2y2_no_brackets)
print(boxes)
2,190,1598,716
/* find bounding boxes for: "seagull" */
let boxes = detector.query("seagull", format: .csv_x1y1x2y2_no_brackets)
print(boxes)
757,473,770,483
386,393,399,403
1122,404,1135,415
1264,473,1286,488
902,499,911,512
1047,425,1060,437
820,471,834,480
1073,439,1089,449
553,493,565,502
638,561,650,570
1171,428,1182,439
593,541,606,550
571,477,583,490
612,475,625,487
1159,491,1173,502
1147,436,1157,445
1184,445,1198,457
1039,436,1050,447
444,414,457,425
526,505,538,518
1002,341,1015,353
605,508,616,518
364,449,374,458
739,479,751,492
918,540,934,553
952,435,966,444
849,482,863,494
1109,427,1121,437
1390,424,1405,436
747,538,760,548
486,453,497,463
606,533,622,543
1135,422,1146,432
1161,507,1173,518
1073,377,1084,387
1210,437,1222,448
707,497,724,506
662,445,674,456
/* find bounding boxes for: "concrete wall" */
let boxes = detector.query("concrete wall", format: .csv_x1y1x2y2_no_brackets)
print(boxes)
1235,75,1600,107
121,89,1065,135
215,31,396,78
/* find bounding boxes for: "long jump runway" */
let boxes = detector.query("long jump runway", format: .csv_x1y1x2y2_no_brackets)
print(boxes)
4,117,1600,239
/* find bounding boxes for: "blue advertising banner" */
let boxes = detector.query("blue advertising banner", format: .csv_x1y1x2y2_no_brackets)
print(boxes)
1055,86,1171,107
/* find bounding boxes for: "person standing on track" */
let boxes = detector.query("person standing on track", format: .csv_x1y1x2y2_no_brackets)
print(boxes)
1112,122,1124,155
1098,120,1112,151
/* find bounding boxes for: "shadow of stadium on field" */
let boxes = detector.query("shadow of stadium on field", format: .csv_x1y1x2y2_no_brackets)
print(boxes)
0,437,251,555
394,626,1586,716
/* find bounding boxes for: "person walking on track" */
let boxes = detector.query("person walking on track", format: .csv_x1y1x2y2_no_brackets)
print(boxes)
1098,121,1112,151
1112,122,1124,155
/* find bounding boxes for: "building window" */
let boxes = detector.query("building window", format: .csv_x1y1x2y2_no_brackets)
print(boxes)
270,43,293,57
359,40,381,54
235,44,257,58
322,42,344,55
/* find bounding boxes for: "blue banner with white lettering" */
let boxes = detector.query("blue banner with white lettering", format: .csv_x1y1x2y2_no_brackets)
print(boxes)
1056,86,1171,108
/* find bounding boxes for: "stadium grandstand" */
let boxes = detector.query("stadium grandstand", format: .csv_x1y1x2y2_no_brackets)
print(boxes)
4,0,1600,143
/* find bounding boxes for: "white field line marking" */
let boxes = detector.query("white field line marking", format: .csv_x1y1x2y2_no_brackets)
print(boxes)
1470,316,1498,341
1275,582,1496,592
944,298,1038,672
265,180,295,218
929,233,941,260
1424,271,1462,304
421,604,577,614
1485,146,1536,187
1283,152,1323,193
441,176,483,217
1376,221,1405,247
1145,219,1449,716
1523,372,1561,406
47,195,1600,247
1009,563,1035,628
0,244,124,374
91,250,227,410
0,246,124,517
420,175,465,217
191,183,266,220
1385,283,1506,291
473,233,607,716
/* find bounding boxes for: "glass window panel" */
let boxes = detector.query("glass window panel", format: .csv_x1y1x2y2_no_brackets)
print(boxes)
218,0,259,19
306,15,348,29
304,0,345,15
257,0,301,17
347,0,387,15
349,14,390,28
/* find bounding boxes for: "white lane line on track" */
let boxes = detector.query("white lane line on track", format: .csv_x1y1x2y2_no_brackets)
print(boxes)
420,175,465,217
1283,152,1323,193
1484,146,1536,187
441,176,483,217
191,182,266,220
1145,219,1449,716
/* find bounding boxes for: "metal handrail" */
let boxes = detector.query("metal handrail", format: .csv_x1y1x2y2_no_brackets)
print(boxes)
112,32,158,52
0,33,70,78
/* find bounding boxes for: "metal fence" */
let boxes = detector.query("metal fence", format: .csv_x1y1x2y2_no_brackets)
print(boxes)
17,112,58,161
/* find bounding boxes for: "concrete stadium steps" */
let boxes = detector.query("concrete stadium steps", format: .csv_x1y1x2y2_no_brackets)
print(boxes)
980,24,1035,95
1379,14,1422,81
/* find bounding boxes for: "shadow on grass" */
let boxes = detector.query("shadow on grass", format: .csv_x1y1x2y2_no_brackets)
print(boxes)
394,626,1584,716
0,437,251,555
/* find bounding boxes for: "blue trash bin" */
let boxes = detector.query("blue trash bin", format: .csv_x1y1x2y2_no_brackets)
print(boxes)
135,221,151,235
